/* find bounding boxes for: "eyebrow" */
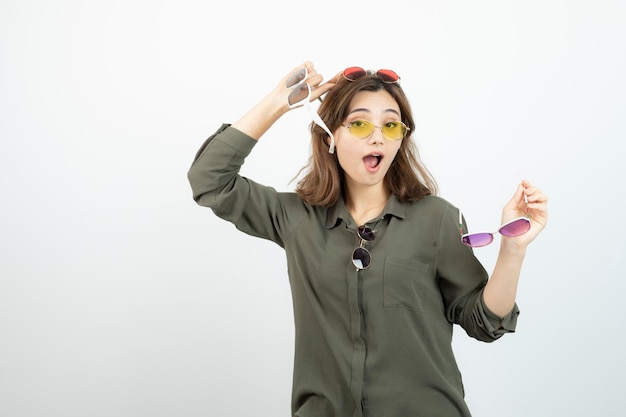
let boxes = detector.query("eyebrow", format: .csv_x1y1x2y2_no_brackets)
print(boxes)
348,107,401,117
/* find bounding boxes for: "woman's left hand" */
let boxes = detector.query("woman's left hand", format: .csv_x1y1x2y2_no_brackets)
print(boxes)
501,180,548,249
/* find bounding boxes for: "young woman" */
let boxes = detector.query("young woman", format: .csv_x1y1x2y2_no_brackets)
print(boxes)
187,61,548,417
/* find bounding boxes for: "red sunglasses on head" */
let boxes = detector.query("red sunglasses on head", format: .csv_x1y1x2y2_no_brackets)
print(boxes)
342,67,400,83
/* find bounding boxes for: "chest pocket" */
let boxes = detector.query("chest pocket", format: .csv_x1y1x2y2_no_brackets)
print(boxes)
382,256,438,313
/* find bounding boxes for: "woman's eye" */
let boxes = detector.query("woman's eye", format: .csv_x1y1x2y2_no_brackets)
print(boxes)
385,122,398,128
351,120,366,128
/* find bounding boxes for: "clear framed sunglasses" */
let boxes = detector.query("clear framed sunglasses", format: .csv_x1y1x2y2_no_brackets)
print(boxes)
352,225,376,270
459,209,531,248
343,119,410,141
286,68,337,153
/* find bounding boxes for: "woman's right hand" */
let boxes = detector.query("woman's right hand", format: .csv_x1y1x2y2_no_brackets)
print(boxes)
280,61,336,109
231,61,336,141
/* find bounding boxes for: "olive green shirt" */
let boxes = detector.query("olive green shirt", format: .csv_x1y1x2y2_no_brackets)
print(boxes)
187,124,519,417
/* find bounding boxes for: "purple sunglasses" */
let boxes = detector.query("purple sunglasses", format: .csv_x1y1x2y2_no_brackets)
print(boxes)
459,209,531,248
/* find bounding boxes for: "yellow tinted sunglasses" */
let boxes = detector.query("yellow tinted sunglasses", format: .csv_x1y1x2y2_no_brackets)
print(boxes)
343,119,410,141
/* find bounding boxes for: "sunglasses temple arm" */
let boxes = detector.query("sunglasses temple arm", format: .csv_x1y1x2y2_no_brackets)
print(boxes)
304,103,335,154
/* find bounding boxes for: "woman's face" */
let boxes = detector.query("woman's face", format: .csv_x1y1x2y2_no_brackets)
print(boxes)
334,89,403,192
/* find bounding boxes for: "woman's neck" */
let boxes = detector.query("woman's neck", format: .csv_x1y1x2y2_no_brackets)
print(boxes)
344,184,391,226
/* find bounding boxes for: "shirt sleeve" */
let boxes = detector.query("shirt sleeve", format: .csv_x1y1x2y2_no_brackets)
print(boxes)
187,124,297,248
436,204,520,342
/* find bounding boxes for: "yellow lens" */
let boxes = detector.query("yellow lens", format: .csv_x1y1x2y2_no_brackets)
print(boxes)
349,120,375,139
382,121,406,140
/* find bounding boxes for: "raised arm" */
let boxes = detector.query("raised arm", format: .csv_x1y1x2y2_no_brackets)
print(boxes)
231,61,336,140
483,180,549,317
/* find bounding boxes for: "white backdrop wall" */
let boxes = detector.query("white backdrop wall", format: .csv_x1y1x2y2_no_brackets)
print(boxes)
1,1,624,416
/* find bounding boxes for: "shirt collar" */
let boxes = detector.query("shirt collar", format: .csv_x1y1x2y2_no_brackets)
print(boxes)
325,194,407,229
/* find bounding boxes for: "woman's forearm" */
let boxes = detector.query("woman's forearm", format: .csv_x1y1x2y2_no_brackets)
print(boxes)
483,242,527,317
231,93,288,141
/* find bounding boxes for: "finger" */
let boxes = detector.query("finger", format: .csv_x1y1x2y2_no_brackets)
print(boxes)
306,73,325,87
520,180,546,205
525,190,548,225
506,182,525,208
327,70,343,84
528,196,548,217
308,71,338,101
284,61,313,86
284,62,337,102
310,82,336,101
523,185,546,205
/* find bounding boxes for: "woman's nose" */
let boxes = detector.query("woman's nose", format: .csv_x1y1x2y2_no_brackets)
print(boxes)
367,125,385,145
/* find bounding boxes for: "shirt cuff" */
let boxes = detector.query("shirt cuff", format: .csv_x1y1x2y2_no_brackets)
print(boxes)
192,123,257,162
215,125,258,155
478,294,520,338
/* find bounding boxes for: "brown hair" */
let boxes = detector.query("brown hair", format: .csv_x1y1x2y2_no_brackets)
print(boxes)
295,73,438,207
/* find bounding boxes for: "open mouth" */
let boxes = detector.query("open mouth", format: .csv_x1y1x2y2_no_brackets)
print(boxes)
363,153,383,169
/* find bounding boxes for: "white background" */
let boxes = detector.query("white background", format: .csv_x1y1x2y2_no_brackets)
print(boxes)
1,1,624,416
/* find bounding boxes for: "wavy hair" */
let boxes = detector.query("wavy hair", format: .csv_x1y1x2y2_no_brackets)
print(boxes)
295,73,437,207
